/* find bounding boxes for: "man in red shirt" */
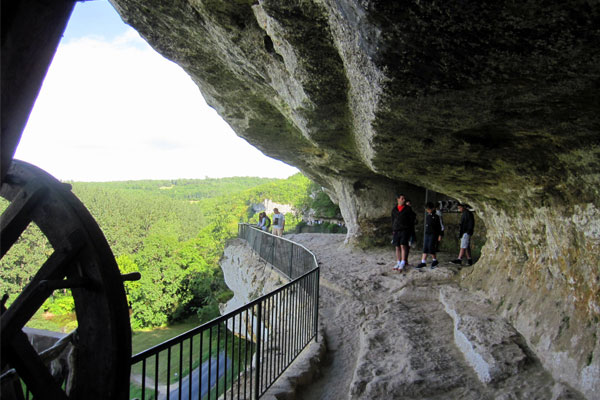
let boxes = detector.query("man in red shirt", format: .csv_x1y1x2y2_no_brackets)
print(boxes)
391,194,416,271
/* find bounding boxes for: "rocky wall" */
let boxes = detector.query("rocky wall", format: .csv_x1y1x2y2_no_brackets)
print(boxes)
461,204,600,398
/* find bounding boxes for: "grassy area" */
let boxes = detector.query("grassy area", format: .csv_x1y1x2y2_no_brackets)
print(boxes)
26,309,77,332
131,318,252,388
25,311,253,398
129,384,156,400
131,317,202,355
24,310,201,340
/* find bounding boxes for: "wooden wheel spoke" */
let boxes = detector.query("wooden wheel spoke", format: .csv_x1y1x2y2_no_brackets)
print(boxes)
0,178,48,258
4,330,69,400
0,230,86,347
1,161,132,399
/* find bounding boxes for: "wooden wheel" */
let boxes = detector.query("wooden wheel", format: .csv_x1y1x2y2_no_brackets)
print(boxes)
1,160,133,399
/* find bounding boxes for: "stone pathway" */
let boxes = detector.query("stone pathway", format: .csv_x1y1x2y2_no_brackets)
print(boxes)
283,233,583,400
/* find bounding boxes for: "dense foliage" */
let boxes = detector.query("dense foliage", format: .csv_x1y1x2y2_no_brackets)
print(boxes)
0,173,313,330
300,182,342,219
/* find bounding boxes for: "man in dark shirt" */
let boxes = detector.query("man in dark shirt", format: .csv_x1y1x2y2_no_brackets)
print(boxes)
417,202,442,269
451,203,475,265
391,194,416,271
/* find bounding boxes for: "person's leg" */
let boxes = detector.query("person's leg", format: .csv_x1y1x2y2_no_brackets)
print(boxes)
462,233,473,264
401,245,409,262
431,252,439,268
466,246,472,264
393,232,402,269
419,235,433,267
452,234,467,264
396,232,409,269
417,252,427,268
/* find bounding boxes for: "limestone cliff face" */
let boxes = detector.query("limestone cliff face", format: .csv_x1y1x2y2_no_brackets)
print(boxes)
110,1,599,396
219,238,284,318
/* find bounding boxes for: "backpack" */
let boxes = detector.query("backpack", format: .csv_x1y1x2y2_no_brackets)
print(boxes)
265,216,271,228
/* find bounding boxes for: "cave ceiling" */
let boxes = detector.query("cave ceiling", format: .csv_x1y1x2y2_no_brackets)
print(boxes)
107,0,599,221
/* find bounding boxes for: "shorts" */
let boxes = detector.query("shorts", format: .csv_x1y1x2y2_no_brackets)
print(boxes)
460,233,471,249
423,234,437,254
392,230,410,246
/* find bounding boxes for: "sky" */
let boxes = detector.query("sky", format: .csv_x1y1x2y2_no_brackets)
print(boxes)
15,1,299,182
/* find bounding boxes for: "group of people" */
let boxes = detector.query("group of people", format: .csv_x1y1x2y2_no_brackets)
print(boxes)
391,194,474,271
257,208,285,237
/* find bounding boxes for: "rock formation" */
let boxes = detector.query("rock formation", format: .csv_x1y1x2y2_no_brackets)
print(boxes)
109,1,599,397
220,238,285,316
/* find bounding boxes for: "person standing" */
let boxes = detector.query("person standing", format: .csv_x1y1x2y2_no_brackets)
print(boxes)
391,194,416,271
417,202,442,269
272,208,285,236
258,212,270,232
451,203,475,266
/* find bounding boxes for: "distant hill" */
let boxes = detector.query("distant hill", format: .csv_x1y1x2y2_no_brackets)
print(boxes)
70,176,279,201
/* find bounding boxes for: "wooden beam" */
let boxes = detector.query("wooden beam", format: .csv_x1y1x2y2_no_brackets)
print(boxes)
1,0,76,182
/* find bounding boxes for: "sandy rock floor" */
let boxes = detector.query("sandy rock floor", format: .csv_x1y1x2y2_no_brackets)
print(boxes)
283,233,582,400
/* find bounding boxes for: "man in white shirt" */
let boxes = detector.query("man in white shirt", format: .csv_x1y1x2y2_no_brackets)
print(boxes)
272,208,285,236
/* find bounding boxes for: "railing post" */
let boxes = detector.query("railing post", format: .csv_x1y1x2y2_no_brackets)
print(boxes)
314,266,320,343
289,241,293,279
254,302,262,400
270,236,275,265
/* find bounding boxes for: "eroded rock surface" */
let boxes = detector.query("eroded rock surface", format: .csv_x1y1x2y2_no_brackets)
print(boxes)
219,238,285,315
108,1,599,396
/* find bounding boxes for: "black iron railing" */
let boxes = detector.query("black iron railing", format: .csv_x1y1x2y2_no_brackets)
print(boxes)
129,224,319,400
238,224,318,280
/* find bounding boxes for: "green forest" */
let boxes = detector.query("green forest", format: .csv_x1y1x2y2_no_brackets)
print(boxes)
0,173,337,332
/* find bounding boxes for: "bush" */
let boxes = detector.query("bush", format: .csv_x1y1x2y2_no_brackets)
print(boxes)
43,294,75,315
197,301,220,324
216,289,234,303
295,221,307,232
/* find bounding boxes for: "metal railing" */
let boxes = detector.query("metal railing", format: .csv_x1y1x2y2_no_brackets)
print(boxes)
238,224,317,280
129,224,319,400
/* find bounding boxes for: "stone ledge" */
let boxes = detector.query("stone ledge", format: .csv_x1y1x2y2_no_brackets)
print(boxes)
439,286,528,384
261,324,326,400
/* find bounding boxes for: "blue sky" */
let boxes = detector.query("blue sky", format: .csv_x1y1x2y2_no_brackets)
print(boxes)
15,1,298,181
63,1,129,42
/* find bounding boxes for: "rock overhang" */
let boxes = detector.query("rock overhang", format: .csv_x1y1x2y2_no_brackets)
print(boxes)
109,0,599,217
107,1,599,396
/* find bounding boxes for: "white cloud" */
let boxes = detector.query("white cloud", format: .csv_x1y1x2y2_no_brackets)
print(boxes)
15,29,298,182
